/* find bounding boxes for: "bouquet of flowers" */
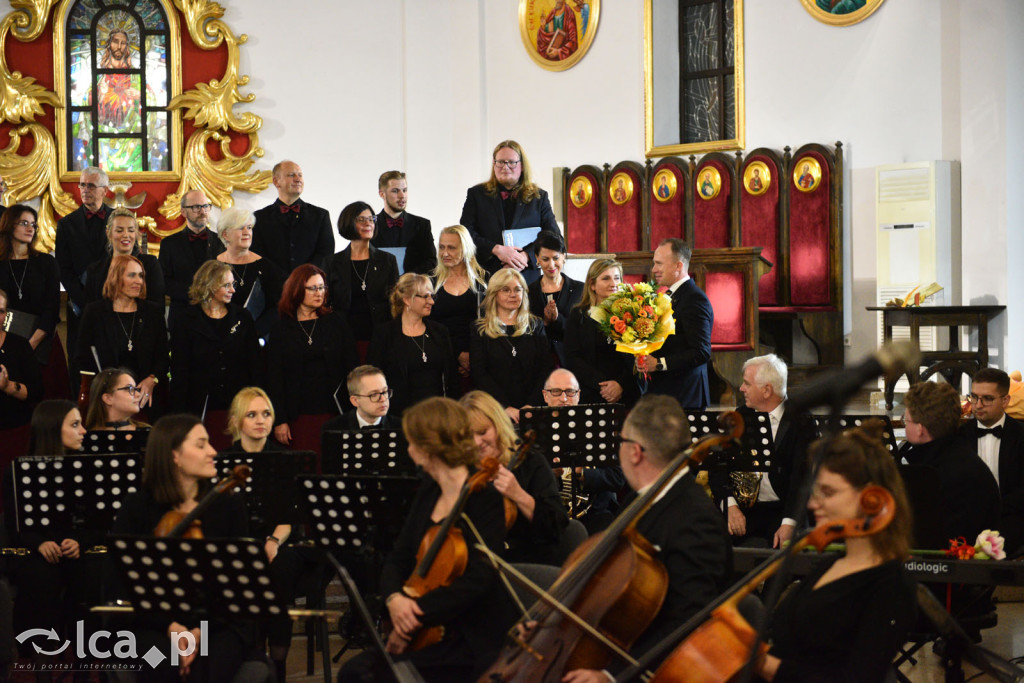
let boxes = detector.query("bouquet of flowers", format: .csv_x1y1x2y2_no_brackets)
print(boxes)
589,281,675,376
944,529,1007,560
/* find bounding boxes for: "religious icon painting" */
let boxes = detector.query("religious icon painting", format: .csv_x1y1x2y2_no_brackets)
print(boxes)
570,176,593,209
743,161,771,196
609,172,634,206
792,157,822,193
519,0,600,72
696,166,722,201
800,0,886,27
652,169,677,203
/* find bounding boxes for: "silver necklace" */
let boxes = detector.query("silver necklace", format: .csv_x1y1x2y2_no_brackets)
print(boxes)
409,333,428,363
8,259,26,300
351,259,368,291
116,310,137,352
299,318,317,345
503,324,518,357
233,263,249,287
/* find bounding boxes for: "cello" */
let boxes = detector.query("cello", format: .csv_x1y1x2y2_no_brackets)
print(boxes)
478,411,745,682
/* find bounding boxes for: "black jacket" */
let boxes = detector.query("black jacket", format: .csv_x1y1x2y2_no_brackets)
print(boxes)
322,244,399,328
564,307,640,407
75,299,169,381
469,318,552,409
83,252,165,309
961,416,1024,553
371,210,437,275
252,198,334,275
55,205,112,314
647,278,713,410
459,184,560,279
169,304,260,413
0,253,60,337
528,274,583,365
322,412,396,433
156,227,225,307
367,318,458,415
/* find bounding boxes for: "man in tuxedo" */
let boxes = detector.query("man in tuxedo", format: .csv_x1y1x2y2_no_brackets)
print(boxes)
718,354,816,548
639,238,713,410
55,166,112,387
157,189,224,324
323,365,394,432
371,171,436,275
564,394,731,681
961,368,1024,554
251,160,333,275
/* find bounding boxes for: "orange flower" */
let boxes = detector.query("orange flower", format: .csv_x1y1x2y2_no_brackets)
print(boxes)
609,315,621,325
643,305,654,316
613,319,627,334
623,312,633,323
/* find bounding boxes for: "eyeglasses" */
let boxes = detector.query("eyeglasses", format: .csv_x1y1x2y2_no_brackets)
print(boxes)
304,285,327,292
184,203,212,211
543,388,579,398
619,435,645,451
355,216,376,225
115,385,140,396
494,160,521,169
219,282,236,290
79,182,106,190
16,220,37,229
968,393,1006,406
499,287,524,296
353,388,393,403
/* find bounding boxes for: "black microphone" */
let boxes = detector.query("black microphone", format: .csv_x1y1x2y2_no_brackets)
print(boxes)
786,342,920,412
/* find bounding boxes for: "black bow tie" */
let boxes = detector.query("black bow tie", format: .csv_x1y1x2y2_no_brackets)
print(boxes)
978,425,1004,439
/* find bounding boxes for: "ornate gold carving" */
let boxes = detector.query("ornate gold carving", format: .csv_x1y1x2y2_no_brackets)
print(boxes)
8,0,60,41
0,10,59,123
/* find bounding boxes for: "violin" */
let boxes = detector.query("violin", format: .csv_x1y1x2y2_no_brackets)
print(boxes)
478,411,745,682
495,430,537,530
629,485,897,683
153,464,251,538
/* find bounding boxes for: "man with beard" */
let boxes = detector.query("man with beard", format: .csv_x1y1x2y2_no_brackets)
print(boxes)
97,28,139,130
371,171,436,275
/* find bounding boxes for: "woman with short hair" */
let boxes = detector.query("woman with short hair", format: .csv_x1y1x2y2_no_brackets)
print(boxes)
526,231,582,365
216,206,284,338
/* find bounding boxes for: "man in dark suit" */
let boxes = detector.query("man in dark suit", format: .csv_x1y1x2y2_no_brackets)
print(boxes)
640,238,713,410
961,368,1024,555
459,140,560,284
322,364,395,432
565,394,731,681
251,160,333,276
371,170,436,275
157,189,224,324
715,354,816,548
55,166,112,389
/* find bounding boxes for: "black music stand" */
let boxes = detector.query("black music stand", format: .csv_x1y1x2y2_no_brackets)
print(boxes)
812,414,899,455
213,451,317,531
82,429,149,454
686,410,773,473
320,429,412,476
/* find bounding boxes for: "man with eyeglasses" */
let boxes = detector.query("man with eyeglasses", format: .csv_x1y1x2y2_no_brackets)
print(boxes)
252,160,333,275
56,166,113,389
542,368,625,533
323,365,395,432
158,189,225,325
459,140,560,283
960,368,1024,554
372,170,436,275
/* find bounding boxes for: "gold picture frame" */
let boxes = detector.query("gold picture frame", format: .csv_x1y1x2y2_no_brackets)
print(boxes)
799,0,886,27
519,0,600,72
652,169,677,203
743,161,770,196
609,172,634,206
792,157,822,193
696,167,722,201
570,176,593,209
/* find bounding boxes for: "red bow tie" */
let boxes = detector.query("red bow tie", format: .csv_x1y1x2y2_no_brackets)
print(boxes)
85,208,105,220
188,230,209,242
280,203,301,214
385,216,404,229
500,191,512,200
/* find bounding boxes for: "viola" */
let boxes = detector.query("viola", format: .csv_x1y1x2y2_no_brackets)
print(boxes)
477,411,745,682
153,464,251,538
77,371,95,414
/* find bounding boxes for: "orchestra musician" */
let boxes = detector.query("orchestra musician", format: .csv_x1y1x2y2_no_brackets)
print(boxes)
322,364,396,431
460,390,569,565
83,367,148,431
757,421,917,682
338,397,514,683
429,225,487,386
111,414,263,682
226,386,285,453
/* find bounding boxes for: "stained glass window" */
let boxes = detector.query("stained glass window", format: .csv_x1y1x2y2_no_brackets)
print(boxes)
679,0,735,144
65,0,172,173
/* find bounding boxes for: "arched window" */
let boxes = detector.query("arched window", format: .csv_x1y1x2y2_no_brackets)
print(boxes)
64,0,174,174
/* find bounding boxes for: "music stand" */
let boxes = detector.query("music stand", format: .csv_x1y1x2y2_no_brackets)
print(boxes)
812,414,899,456
213,451,317,530
320,429,413,476
82,429,149,454
686,410,773,473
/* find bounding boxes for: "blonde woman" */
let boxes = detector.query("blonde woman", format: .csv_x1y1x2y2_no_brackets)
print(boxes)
429,224,487,380
216,206,283,338
469,268,552,422
460,390,568,565
83,207,164,308
367,273,457,416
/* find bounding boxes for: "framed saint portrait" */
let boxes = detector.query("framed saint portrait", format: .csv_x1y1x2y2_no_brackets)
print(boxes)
799,0,886,27
792,157,822,193
609,172,633,206
570,176,593,209
519,0,600,72
652,169,677,203
743,161,770,196
696,167,722,201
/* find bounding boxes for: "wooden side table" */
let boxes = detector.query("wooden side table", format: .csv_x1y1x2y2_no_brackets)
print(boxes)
867,305,1006,410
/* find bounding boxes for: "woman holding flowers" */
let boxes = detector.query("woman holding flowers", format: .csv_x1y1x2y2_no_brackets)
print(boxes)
564,258,639,407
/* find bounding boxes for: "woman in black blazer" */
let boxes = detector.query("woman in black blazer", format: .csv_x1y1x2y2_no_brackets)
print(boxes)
215,207,284,340
266,264,359,454
469,268,552,422
526,231,582,366
75,254,168,413
82,208,164,309
368,273,458,416
322,201,399,356
0,286,44,465
169,260,259,449
564,257,638,407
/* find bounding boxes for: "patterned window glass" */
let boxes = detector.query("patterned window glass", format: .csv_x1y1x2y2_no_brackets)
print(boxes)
679,0,735,144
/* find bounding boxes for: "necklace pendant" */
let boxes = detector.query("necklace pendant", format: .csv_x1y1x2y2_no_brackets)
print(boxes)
512,346,517,357
308,337,313,346
422,352,428,363
127,340,133,352
361,281,367,291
